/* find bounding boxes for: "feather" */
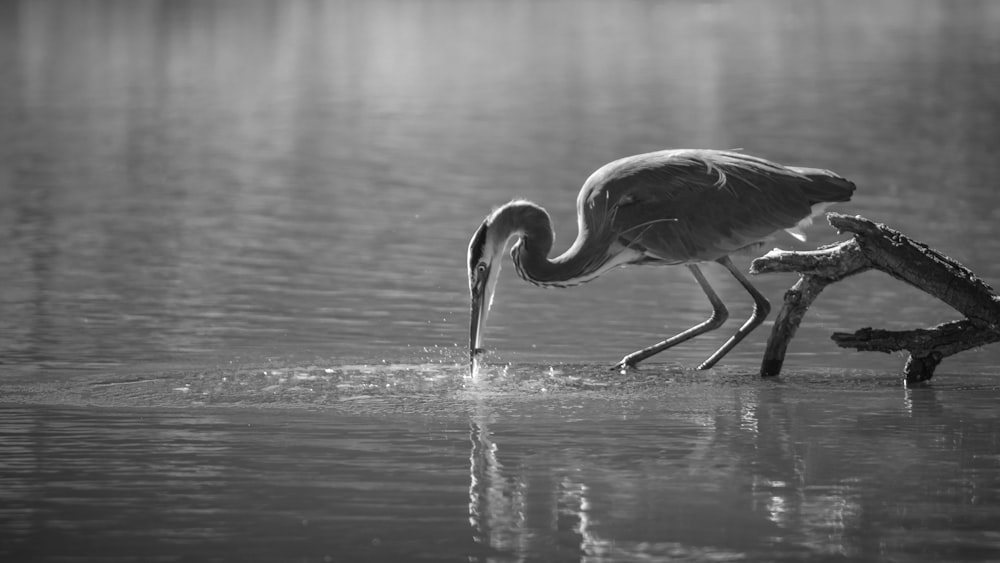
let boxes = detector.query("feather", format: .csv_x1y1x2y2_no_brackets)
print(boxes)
581,149,855,262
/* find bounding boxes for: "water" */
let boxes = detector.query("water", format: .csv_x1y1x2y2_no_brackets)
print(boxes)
3,372,1000,562
2,0,1000,560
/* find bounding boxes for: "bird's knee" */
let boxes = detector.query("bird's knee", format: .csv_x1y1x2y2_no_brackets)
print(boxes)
709,305,729,328
754,298,772,319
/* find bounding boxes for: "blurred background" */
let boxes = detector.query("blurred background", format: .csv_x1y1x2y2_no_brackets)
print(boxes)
2,0,999,376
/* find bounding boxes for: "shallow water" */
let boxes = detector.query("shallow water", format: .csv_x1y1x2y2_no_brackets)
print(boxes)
2,0,1000,561
2,369,1000,562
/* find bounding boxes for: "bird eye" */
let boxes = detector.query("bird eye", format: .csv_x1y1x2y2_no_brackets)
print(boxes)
476,263,488,275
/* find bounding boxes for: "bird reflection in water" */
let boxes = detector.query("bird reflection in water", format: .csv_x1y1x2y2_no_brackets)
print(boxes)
468,415,601,560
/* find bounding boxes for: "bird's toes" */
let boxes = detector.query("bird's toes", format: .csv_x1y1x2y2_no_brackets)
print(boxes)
611,359,639,373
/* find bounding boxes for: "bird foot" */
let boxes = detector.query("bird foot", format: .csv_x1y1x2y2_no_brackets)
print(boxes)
611,359,640,373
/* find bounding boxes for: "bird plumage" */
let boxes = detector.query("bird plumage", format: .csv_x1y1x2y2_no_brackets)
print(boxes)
579,149,855,267
467,148,856,369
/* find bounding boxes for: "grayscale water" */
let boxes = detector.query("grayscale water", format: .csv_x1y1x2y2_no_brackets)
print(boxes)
2,0,1000,561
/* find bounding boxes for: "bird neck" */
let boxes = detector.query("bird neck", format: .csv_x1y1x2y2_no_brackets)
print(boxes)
490,201,604,287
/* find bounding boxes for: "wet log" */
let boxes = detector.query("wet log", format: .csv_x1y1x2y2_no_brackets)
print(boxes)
750,239,870,376
830,321,1000,383
750,213,1000,383
826,214,1000,327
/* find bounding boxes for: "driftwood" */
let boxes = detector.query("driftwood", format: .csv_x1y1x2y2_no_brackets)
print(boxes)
750,213,1000,383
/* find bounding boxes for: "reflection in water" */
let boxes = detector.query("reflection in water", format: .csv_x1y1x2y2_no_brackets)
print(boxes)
469,418,527,558
468,414,612,561
2,374,1000,562
459,377,1000,562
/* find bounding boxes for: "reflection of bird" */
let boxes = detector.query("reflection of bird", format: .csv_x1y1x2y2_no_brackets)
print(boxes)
468,149,855,370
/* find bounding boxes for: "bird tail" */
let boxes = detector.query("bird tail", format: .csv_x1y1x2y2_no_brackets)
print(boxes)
788,167,857,205
784,167,856,241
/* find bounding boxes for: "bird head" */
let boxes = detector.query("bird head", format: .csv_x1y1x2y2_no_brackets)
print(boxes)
467,200,551,369
467,216,505,367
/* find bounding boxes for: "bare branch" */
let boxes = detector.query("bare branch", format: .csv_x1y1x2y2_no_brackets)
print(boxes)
752,213,999,383
751,239,870,280
828,213,1000,328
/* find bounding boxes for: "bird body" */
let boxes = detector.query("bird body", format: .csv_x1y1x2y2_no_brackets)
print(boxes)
467,149,855,370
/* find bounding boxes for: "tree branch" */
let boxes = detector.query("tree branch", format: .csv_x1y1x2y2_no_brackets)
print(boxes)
750,240,870,376
750,213,1000,383
827,213,1000,329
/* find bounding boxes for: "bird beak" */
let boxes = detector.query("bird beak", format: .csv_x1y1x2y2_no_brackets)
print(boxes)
469,268,490,367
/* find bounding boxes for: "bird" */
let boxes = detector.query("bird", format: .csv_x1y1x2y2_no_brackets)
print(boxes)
467,149,855,371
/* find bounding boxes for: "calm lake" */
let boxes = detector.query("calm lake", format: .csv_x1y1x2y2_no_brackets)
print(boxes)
2,0,1000,561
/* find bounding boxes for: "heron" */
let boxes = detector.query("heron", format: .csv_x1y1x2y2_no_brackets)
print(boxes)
467,149,855,371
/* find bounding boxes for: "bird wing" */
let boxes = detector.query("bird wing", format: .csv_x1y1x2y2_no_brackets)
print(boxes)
579,150,854,263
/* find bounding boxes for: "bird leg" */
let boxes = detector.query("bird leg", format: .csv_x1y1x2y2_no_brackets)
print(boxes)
696,256,772,370
614,264,729,370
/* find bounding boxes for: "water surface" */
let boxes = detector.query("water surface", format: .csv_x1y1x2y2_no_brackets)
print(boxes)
2,0,1000,561
2,0,1000,375
2,369,1000,562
